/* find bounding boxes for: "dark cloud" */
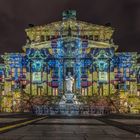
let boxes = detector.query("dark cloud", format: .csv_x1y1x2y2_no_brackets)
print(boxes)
0,0,140,53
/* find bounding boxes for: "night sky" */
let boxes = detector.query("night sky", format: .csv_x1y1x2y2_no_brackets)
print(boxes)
0,0,140,53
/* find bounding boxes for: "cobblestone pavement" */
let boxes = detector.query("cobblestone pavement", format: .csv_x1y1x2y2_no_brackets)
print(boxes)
0,117,139,140
0,113,40,128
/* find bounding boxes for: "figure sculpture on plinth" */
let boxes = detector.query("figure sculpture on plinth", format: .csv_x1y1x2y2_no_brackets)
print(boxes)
65,72,74,93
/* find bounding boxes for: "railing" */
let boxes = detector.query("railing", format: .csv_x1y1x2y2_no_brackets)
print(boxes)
33,105,112,116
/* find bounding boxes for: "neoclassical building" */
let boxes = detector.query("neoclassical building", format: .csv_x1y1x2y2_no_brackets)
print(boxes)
0,10,140,112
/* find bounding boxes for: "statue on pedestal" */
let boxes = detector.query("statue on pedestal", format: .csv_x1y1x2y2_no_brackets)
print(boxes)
65,72,74,93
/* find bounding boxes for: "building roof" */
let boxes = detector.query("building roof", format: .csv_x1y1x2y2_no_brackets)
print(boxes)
24,10,114,50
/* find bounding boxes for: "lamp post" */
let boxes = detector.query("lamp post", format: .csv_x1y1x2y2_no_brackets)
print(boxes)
74,58,76,94
29,60,32,95
63,59,65,95
46,59,48,96
92,60,94,96
108,58,111,96
20,66,24,112
0,85,1,112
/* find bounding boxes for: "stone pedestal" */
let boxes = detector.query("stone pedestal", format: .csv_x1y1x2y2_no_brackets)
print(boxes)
59,91,80,115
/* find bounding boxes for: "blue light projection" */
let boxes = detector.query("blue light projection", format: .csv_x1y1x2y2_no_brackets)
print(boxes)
1,39,138,92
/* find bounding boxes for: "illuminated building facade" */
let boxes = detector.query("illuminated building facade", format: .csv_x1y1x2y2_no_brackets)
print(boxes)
0,10,140,112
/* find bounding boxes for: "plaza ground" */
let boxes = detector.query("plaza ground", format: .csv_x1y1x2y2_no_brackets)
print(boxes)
0,113,140,140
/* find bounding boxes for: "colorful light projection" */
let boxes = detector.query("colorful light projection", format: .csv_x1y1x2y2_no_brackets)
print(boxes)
0,10,140,113
0,10,139,98
32,72,42,83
